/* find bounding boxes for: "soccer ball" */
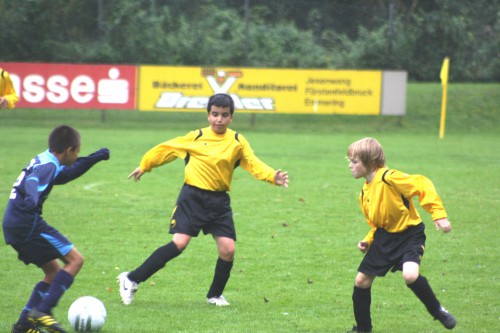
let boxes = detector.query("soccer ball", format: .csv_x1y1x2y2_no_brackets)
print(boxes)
68,296,106,332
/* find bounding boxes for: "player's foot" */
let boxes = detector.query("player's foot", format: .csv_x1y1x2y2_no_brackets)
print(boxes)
207,295,230,306
346,326,372,333
435,306,456,329
117,272,138,305
11,322,43,333
28,308,66,333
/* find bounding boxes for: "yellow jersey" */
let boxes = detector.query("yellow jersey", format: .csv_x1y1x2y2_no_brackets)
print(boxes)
139,127,276,191
359,168,447,245
0,68,19,109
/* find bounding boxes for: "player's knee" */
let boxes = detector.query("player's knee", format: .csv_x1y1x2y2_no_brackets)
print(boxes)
354,273,373,288
402,270,419,284
219,248,235,261
74,253,84,270
173,239,189,251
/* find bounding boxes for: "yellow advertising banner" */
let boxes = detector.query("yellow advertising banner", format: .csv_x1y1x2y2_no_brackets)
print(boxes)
138,66,382,115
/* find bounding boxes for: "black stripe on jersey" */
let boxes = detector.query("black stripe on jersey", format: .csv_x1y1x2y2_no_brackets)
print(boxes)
401,195,410,209
234,133,241,168
184,152,190,165
382,169,391,185
361,189,364,202
1,70,4,78
194,129,203,141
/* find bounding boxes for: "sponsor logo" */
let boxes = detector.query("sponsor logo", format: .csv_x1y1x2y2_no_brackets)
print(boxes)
155,68,275,111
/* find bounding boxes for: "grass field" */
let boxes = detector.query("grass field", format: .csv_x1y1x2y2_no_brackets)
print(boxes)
0,83,499,332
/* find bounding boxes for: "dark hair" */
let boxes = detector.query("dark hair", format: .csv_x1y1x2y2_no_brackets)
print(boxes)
48,125,81,153
207,93,234,114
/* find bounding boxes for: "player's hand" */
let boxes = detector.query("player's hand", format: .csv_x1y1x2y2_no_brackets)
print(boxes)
97,148,110,160
358,241,369,253
128,167,143,182
274,169,289,188
434,218,452,233
0,97,8,109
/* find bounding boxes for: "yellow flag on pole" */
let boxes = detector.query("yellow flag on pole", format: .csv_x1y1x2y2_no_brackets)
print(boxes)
440,57,450,86
439,57,450,139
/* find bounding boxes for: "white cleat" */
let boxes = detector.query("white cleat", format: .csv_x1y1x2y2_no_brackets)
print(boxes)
207,295,230,306
117,272,138,305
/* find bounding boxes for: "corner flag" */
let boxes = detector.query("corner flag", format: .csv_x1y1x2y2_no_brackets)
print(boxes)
440,57,450,86
439,57,450,139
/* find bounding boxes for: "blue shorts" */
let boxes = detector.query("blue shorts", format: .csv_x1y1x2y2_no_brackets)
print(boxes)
10,224,74,267
169,184,236,240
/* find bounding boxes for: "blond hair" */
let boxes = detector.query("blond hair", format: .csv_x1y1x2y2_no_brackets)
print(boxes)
347,137,386,170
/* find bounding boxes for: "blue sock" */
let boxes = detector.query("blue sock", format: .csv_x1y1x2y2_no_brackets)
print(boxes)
17,281,50,325
37,270,74,314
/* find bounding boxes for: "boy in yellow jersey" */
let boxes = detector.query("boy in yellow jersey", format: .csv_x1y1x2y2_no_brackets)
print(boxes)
346,137,456,332
118,93,288,306
0,67,19,109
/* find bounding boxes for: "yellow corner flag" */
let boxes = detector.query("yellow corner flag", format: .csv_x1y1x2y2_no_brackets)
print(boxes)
440,57,450,86
439,57,450,139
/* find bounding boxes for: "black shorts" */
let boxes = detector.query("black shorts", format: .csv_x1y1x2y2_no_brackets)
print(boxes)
358,223,426,276
169,184,236,240
10,224,74,267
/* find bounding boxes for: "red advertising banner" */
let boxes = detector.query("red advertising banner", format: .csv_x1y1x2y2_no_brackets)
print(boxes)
1,62,137,109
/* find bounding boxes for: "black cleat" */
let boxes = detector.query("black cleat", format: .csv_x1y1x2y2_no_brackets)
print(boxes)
11,322,43,333
435,306,457,329
28,308,67,333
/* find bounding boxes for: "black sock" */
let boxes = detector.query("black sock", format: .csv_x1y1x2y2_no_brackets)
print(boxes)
206,258,233,298
128,242,181,283
352,285,372,331
407,275,441,317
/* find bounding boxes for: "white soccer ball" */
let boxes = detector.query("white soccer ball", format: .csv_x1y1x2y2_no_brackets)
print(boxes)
68,296,107,332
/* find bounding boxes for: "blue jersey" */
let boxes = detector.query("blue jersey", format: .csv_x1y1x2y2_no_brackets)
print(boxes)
2,148,109,244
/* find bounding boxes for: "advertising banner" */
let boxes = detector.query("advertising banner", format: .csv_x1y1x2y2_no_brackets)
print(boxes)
2,62,137,110
139,66,382,115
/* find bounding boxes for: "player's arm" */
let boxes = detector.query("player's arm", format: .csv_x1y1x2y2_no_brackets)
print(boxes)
238,135,281,185
359,225,376,252
389,171,450,231
54,148,110,184
130,132,194,181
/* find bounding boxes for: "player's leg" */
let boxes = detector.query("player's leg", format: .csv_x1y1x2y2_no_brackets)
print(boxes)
12,278,50,333
118,234,188,304
12,262,54,333
28,259,71,333
37,247,83,312
128,233,188,283
404,262,456,329
17,227,77,332
350,272,375,332
206,236,234,306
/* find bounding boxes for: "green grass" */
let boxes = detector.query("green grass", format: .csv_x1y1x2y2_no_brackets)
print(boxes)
0,83,499,332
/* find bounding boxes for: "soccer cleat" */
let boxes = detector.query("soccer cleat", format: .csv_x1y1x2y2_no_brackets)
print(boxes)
207,295,230,306
346,326,372,333
11,323,43,333
435,306,457,329
28,308,67,333
117,272,138,305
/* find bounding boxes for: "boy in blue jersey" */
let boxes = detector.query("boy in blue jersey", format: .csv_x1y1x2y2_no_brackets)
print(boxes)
3,125,110,333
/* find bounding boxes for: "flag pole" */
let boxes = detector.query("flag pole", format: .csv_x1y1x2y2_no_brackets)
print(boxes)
439,57,450,139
